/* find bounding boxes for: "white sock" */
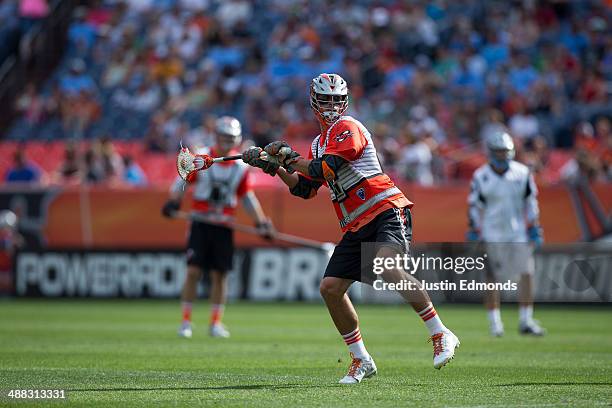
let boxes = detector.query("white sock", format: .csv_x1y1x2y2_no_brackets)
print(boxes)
487,308,502,327
342,328,370,360
519,305,533,323
418,304,447,336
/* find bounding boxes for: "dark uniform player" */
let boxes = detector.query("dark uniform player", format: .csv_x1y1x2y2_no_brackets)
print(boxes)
242,73,460,383
163,116,273,338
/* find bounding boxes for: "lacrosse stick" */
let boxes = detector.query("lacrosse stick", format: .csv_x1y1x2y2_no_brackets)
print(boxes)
175,211,335,254
176,143,242,182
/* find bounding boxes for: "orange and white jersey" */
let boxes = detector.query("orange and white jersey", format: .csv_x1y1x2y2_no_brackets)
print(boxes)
171,147,251,217
310,115,412,232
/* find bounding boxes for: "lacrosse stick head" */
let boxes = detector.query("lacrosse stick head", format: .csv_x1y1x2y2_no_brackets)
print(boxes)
176,145,214,182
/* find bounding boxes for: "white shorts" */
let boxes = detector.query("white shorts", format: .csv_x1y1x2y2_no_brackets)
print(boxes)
485,243,535,279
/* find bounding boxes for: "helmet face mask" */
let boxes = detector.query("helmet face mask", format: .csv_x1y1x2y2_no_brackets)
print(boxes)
216,132,241,151
486,131,515,171
490,148,513,170
310,73,348,124
215,116,242,151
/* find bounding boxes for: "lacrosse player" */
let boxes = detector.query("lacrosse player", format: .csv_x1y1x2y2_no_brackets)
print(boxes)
241,73,460,384
163,116,274,338
467,130,545,337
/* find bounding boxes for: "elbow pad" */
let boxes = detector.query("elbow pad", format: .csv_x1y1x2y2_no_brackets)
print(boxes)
308,155,347,181
289,175,321,199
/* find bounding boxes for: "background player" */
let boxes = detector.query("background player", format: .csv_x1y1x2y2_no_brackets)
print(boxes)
163,116,274,339
242,73,460,384
467,130,545,337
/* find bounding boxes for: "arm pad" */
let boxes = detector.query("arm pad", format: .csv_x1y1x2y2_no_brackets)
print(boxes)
308,154,347,180
289,175,322,199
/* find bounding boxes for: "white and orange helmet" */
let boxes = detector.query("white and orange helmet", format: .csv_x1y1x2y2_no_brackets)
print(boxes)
310,73,348,124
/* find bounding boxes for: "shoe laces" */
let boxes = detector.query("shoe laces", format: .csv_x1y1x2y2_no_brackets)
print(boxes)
347,353,362,377
429,333,445,356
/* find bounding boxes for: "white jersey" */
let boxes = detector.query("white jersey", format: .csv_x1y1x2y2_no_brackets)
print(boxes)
468,161,540,243
171,147,250,216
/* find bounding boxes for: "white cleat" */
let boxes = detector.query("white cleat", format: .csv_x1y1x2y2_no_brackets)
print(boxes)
519,319,546,336
210,323,230,338
490,321,505,337
431,330,460,369
338,353,377,384
178,322,192,338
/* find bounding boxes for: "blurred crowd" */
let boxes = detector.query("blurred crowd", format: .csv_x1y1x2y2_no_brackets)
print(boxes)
4,138,147,186
4,0,612,185
0,0,50,62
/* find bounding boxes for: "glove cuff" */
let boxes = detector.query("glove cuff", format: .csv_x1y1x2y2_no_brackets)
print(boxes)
264,162,280,176
282,152,301,173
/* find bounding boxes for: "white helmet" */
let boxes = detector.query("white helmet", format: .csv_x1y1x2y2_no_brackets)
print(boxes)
0,210,17,230
215,116,242,150
310,73,348,124
486,130,515,169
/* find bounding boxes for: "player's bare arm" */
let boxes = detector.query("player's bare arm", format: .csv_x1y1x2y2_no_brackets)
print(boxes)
242,191,275,238
275,168,299,188
241,191,267,225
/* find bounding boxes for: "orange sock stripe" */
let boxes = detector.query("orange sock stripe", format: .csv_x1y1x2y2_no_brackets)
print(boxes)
210,305,224,325
342,329,361,344
345,335,362,345
418,305,434,316
182,303,192,322
418,305,437,321
421,310,437,322
343,333,360,342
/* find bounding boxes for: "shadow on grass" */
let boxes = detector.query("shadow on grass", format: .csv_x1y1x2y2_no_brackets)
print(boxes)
68,384,340,392
497,382,612,387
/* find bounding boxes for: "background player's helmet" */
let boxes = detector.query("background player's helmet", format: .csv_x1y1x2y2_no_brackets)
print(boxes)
486,130,515,171
215,116,242,151
0,210,17,231
310,73,348,124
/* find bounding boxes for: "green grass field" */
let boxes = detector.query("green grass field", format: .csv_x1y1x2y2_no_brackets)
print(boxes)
0,300,611,407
